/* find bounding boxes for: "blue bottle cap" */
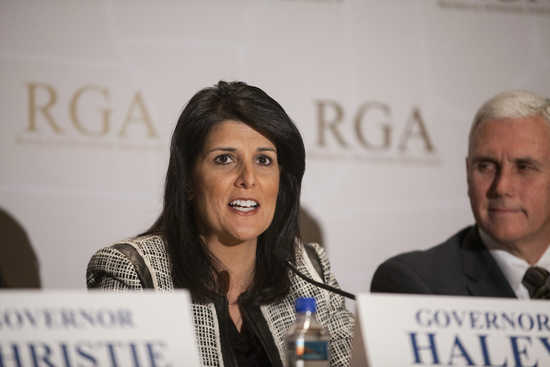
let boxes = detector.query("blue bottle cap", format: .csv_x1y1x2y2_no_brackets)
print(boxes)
295,297,317,313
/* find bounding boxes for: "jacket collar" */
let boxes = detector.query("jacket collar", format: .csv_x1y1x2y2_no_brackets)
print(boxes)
461,226,516,298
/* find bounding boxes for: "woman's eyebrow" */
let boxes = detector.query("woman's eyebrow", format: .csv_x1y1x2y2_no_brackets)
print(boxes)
204,146,276,154
204,147,236,154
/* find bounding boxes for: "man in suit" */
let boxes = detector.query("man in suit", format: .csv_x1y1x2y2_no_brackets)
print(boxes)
371,90,550,299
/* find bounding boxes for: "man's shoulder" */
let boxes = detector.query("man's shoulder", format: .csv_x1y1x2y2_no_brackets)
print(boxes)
387,226,474,267
370,226,476,294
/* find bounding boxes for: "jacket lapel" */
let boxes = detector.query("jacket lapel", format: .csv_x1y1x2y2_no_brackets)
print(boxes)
461,227,516,298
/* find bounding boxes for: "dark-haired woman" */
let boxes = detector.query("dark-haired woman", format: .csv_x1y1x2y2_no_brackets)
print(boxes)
87,81,353,367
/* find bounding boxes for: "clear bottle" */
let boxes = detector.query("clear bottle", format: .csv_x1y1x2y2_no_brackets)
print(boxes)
286,297,330,367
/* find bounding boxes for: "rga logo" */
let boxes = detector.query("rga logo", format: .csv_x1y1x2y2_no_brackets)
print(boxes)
18,82,161,150
438,0,550,14
310,100,439,164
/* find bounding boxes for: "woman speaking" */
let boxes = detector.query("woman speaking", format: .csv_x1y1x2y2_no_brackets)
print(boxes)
87,81,353,367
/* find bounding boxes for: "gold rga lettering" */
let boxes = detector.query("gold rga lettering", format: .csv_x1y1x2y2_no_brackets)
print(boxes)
354,102,391,150
119,92,157,138
398,107,434,153
315,99,435,154
316,100,348,147
25,82,158,139
27,82,62,133
69,85,110,136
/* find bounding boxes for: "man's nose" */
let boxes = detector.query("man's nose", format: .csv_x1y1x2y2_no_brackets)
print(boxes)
490,166,515,197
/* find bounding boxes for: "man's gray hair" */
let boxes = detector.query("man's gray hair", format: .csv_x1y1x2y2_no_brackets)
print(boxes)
469,90,550,146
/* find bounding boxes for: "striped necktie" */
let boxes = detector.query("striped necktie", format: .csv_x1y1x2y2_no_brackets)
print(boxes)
522,266,550,299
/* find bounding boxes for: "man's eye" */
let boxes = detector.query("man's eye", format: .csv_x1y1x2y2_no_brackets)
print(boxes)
476,161,495,172
517,163,535,172
256,155,273,166
214,154,233,165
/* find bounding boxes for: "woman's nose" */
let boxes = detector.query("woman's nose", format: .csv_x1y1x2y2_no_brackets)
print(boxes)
235,163,256,188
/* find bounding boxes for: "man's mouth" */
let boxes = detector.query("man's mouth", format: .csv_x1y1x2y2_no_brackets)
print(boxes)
488,207,522,215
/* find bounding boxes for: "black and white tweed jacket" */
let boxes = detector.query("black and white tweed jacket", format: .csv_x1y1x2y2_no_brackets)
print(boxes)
86,235,354,367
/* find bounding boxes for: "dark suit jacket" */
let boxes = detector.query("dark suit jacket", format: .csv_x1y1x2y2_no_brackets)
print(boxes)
370,226,516,298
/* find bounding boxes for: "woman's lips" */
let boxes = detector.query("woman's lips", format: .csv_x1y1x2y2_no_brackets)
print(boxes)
228,199,259,214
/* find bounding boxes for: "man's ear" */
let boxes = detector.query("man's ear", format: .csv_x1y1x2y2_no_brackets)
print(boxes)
465,156,472,197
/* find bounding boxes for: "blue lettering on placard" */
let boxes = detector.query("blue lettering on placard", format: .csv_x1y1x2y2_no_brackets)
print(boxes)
23,310,39,328
447,335,475,366
408,333,550,366
416,309,431,327
414,308,550,333
478,334,508,367
0,308,136,331
434,311,450,328
76,343,97,365
501,313,516,330
60,309,78,329
409,332,440,364
518,314,535,332
29,343,54,367
130,343,141,367
0,341,169,366
510,336,536,367
485,313,499,330
106,343,119,366
78,310,96,327
147,342,167,367
60,343,72,367
537,314,550,332
452,311,466,327
540,337,550,354
0,344,23,367
43,311,54,329
0,311,24,330
469,312,483,329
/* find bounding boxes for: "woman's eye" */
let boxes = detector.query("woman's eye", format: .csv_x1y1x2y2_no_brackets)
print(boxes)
256,155,273,166
213,154,233,165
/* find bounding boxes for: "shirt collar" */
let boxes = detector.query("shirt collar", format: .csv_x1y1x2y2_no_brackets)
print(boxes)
478,228,550,299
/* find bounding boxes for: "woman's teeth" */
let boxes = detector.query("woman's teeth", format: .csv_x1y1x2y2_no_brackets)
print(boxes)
229,200,259,212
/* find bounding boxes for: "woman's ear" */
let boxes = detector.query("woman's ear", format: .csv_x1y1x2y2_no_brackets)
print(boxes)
185,184,194,200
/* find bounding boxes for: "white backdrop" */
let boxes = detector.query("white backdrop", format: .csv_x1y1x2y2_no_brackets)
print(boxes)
1,0,549,294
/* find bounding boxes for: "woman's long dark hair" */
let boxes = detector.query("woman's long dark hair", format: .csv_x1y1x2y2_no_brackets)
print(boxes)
145,81,306,304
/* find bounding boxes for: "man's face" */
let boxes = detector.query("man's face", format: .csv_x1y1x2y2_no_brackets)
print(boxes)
467,115,550,257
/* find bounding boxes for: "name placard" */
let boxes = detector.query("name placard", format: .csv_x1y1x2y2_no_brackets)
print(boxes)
0,290,200,367
352,294,550,367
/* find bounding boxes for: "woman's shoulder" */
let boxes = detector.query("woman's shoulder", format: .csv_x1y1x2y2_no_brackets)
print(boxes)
87,234,173,290
89,234,167,262
119,234,168,257
294,241,330,281
295,240,328,258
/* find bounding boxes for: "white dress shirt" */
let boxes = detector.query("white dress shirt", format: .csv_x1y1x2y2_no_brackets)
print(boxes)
479,229,550,299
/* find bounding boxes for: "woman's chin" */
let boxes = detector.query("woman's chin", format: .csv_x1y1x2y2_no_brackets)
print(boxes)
218,230,262,247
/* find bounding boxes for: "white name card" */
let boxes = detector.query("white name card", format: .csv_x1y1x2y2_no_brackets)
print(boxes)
352,294,550,367
0,290,200,367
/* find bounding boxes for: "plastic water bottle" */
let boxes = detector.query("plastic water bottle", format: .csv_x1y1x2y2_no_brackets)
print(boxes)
286,297,330,367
